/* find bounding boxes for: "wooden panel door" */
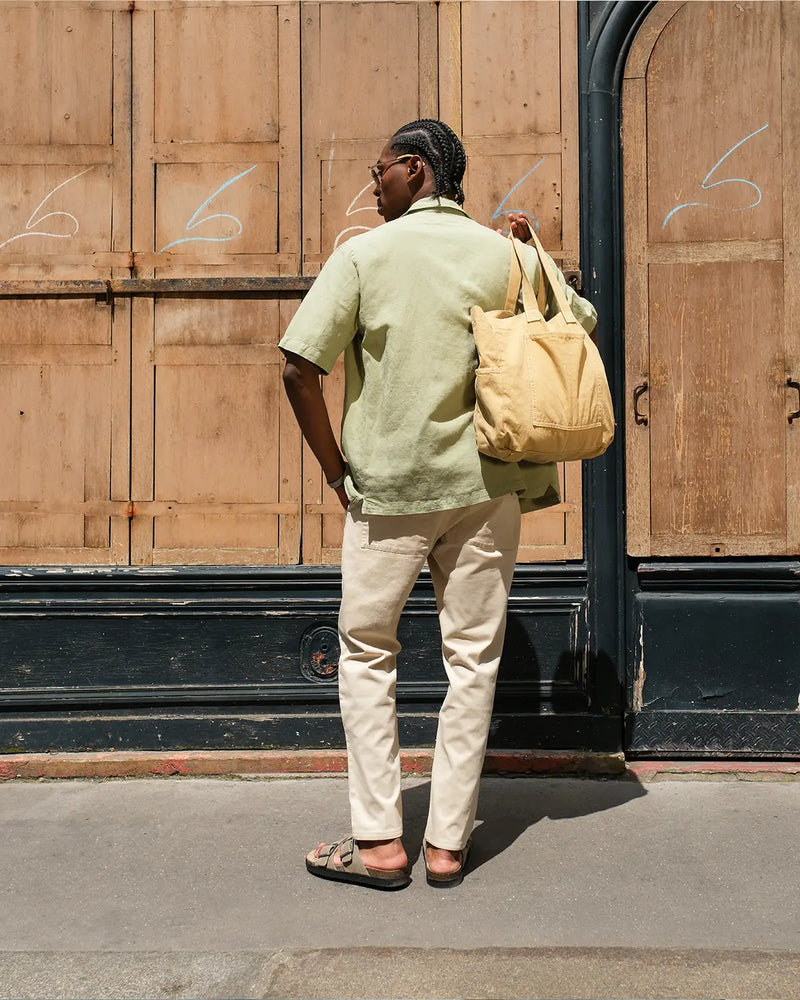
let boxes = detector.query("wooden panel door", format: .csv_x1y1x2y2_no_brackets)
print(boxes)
456,0,583,561
299,0,437,563
300,0,584,563
0,2,131,564
129,1,302,565
623,0,799,557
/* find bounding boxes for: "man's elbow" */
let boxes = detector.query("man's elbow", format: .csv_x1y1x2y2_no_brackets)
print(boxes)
281,353,322,400
282,360,303,393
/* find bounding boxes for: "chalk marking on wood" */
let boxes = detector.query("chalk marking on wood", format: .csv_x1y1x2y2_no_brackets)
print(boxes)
662,123,769,228
491,157,544,233
0,167,93,250
333,180,377,249
157,164,258,254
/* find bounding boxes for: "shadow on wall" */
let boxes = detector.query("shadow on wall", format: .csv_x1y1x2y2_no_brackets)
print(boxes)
495,613,625,718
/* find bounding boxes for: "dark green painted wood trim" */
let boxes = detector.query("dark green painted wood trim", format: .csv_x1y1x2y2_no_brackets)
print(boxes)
0,563,588,590
637,562,800,590
578,1,653,739
0,713,622,754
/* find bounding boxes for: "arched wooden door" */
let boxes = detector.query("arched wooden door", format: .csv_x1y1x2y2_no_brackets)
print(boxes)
624,0,798,558
621,1,800,756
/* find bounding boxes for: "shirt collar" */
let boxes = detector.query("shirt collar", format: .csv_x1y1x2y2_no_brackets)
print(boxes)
403,195,470,218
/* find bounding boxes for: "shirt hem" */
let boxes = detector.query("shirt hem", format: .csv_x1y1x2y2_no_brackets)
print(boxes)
346,480,561,516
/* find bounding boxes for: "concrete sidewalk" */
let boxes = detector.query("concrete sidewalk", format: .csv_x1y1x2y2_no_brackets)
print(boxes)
1,772,799,999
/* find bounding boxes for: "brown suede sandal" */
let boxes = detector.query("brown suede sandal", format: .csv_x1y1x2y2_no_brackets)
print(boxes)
306,836,411,891
424,838,471,888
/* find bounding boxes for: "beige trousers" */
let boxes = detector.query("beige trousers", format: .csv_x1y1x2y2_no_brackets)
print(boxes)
337,494,521,851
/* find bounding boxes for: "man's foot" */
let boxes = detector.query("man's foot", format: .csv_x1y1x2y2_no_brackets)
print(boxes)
424,840,471,888
425,843,463,876
306,836,410,890
312,836,407,872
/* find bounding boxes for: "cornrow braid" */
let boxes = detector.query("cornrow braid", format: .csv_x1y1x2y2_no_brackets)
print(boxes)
390,119,466,206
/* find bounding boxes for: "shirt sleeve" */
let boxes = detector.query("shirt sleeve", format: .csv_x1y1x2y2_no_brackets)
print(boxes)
517,241,598,335
278,244,361,374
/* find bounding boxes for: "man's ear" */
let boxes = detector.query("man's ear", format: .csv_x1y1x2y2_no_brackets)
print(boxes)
406,154,424,178
406,154,426,192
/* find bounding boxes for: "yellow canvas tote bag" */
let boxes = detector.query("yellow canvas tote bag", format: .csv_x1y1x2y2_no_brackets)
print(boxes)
471,231,614,464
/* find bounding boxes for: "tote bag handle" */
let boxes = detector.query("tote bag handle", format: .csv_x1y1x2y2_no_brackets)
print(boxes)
525,227,581,327
503,235,548,316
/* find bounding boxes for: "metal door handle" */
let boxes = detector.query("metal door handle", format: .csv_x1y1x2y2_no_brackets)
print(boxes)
633,381,649,426
788,378,800,423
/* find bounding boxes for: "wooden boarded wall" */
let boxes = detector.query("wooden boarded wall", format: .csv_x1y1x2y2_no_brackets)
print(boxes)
0,3,131,565
129,3,303,565
0,0,584,567
623,1,800,557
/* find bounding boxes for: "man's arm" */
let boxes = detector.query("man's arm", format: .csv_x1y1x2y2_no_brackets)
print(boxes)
282,351,349,510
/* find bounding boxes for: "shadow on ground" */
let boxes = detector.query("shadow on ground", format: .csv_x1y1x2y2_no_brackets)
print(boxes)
399,770,647,871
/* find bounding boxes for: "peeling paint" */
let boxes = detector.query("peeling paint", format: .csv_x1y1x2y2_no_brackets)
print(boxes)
580,601,591,708
699,688,735,701
326,131,336,191
643,684,679,709
632,621,646,711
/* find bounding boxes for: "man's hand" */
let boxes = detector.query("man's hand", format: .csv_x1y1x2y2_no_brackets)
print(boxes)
496,212,533,242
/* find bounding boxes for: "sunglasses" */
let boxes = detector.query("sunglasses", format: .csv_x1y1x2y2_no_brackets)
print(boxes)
369,154,414,185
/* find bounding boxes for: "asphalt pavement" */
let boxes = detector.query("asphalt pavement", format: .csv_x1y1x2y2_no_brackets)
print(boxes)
1,772,799,999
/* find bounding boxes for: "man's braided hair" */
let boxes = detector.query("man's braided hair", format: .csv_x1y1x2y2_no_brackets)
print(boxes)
390,119,466,206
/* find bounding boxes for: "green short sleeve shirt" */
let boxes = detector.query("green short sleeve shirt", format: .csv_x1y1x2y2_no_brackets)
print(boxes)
279,197,597,515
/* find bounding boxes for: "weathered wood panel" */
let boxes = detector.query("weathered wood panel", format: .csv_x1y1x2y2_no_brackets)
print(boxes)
301,1,431,271
0,5,113,147
0,4,128,281
0,3,130,564
130,296,301,566
647,1,782,246
128,1,302,565
782,5,800,554
0,297,129,564
623,0,794,557
153,6,280,146
132,1,299,279
459,1,575,255
648,261,785,553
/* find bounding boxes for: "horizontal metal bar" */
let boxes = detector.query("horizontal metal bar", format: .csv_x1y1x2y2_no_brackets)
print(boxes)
0,500,300,517
1,273,581,297
0,276,315,298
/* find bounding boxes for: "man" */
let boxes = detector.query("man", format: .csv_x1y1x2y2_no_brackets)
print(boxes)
280,120,597,890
